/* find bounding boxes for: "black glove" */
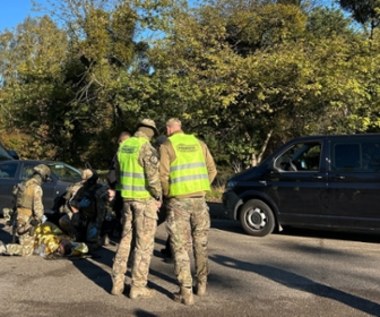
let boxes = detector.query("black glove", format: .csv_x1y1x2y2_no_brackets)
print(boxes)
30,219,41,227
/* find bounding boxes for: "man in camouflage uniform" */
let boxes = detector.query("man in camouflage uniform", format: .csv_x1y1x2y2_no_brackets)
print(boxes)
159,118,217,305
111,118,162,299
65,170,111,250
58,169,95,240
0,164,51,256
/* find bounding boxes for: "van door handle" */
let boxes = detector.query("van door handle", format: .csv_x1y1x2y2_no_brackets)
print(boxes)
336,175,346,180
313,175,323,179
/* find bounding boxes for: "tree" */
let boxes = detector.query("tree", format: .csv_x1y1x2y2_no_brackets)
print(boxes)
338,0,380,38
0,16,68,159
307,7,353,38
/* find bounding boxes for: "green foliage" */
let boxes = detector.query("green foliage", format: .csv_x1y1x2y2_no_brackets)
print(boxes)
307,7,353,38
1,0,380,176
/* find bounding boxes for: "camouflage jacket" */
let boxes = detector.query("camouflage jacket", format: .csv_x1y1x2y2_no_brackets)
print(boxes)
70,182,110,229
14,175,44,221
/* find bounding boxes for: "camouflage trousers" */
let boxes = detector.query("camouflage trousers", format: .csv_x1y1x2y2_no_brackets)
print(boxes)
5,233,35,256
166,197,210,289
112,198,158,288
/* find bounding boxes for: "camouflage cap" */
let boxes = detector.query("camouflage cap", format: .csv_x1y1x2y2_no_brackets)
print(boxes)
81,169,94,181
138,118,159,136
33,164,51,179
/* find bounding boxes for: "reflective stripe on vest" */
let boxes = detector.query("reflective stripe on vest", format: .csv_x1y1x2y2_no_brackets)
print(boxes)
118,137,150,199
169,133,210,196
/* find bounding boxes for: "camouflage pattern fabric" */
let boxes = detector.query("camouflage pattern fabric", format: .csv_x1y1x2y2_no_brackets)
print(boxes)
138,141,162,200
3,222,89,257
60,182,110,248
15,175,44,222
166,197,210,288
58,181,84,238
59,181,84,215
112,200,134,286
4,233,35,256
5,175,46,256
112,128,161,292
112,199,158,288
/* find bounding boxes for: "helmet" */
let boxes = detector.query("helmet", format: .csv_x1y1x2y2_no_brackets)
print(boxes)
81,169,94,181
138,118,158,136
33,164,51,179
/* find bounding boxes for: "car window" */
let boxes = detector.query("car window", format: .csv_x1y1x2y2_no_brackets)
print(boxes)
48,163,81,182
274,142,321,172
20,163,37,180
0,162,18,178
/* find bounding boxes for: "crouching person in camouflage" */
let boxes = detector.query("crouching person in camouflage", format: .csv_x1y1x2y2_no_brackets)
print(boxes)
0,164,51,256
111,119,162,299
63,170,112,251
58,169,95,240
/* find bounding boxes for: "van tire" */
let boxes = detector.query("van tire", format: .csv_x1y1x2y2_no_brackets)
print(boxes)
239,199,275,237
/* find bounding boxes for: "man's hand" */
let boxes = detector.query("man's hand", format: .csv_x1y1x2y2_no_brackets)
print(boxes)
107,189,116,201
30,219,41,227
155,199,162,210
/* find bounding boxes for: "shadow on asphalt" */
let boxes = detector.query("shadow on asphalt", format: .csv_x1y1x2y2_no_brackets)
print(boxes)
133,310,159,317
68,232,175,299
210,254,380,316
0,217,175,299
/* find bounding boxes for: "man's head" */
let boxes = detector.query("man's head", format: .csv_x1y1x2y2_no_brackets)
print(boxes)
57,239,72,256
166,118,182,136
137,118,158,139
81,169,94,181
33,164,51,181
118,131,130,144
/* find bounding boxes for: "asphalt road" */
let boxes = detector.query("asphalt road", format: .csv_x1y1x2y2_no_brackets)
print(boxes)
1,204,380,317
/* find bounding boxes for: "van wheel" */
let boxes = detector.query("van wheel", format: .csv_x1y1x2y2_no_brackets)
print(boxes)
239,199,275,237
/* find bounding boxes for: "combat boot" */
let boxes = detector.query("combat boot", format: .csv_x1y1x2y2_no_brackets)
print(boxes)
111,275,125,295
174,287,194,305
196,281,207,297
129,286,155,299
0,241,6,254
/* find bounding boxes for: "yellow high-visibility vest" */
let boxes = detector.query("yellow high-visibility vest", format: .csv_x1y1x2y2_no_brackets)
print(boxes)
169,133,210,196
118,137,150,199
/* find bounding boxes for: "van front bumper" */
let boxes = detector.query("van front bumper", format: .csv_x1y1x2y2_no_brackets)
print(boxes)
222,190,243,221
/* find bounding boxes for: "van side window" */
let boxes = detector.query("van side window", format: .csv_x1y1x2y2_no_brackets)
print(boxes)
332,144,361,171
362,142,380,172
332,142,380,172
275,142,321,172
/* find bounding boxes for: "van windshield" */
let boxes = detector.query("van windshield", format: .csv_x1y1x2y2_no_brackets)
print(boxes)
274,142,321,172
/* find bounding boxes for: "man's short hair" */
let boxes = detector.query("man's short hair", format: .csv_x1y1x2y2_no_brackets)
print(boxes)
118,131,130,143
166,118,182,127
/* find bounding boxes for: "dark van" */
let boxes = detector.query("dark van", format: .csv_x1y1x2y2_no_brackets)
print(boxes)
223,134,380,236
